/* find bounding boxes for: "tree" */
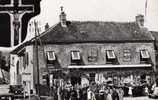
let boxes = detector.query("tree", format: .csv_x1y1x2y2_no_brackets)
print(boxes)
0,51,9,72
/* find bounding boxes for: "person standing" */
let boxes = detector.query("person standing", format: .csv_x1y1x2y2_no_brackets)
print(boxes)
57,86,62,100
70,86,78,100
112,87,119,100
87,87,96,100
106,87,112,100
128,86,133,97
82,86,88,100
117,87,124,100
64,87,71,100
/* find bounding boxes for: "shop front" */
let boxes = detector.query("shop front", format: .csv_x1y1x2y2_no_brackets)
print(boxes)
67,64,155,86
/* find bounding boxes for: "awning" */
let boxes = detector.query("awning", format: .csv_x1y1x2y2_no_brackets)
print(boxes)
68,64,152,69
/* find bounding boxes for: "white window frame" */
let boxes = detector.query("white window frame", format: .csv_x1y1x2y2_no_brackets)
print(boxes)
140,50,150,59
106,50,116,59
46,51,56,61
71,51,80,60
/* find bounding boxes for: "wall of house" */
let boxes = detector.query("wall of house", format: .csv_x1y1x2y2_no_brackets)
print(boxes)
40,43,155,67
35,42,156,84
22,45,35,93
10,54,19,85
10,45,35,93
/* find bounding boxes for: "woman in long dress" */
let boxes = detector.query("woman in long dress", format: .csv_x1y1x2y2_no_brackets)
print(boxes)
128,86,133,97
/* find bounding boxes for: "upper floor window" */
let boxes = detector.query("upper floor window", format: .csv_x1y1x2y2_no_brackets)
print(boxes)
71,51,80,61
25,52,29,65
106,50,117,64
140,49,150,63
71,50,82,65
106,50,116,59
123,49,131,62
88,48,98,62
23,52,29,69
46,51,56,64
140,49,150,59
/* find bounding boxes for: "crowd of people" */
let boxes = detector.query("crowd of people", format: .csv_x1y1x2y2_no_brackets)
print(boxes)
51,82,124,100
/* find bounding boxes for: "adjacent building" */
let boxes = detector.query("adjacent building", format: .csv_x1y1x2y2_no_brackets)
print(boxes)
10,8,156,94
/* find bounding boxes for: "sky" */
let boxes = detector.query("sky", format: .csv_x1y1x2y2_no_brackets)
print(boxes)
33,0,158,30
1,0,158,51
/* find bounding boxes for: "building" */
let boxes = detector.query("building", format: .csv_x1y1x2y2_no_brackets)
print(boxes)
10,8,156,94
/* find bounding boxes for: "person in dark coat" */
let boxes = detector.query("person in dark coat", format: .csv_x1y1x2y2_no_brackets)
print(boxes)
64,88,71,100
82,86,88,100
112,87,119,100
70,87,78,100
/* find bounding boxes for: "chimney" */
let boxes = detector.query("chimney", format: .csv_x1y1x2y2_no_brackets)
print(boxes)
59,6,67,27
135,14,144,27
45,23,49,31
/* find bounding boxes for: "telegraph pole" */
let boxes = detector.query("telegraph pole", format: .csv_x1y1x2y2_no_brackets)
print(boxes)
34,20,40,97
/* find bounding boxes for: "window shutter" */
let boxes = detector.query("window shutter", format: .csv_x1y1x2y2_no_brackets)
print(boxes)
26,52,29,65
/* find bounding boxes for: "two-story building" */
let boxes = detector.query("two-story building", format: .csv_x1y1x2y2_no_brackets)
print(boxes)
10,8,156,94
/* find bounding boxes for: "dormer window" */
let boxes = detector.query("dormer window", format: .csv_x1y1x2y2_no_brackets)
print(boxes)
106,50,116,64
88,48,98,62
123,49,131,62
46,51,56,64
71,51,81,65
106,50,116,59
140,49,150,63
71,51,80,61
140,50,150,59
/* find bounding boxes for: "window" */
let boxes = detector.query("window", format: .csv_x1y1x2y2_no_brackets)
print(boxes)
23,52,29,69
106,50,116,59
46,51,56,61
25,52,29,65
88,48,98,62
140,50,150,59
123,49,131,62
71,51,80,60
106,50,116,64
140,49,150,64
16,61,19,75
46,51,56,64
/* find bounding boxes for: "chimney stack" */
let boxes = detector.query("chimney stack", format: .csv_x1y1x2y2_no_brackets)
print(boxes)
136,14,144,28
59,6,67,27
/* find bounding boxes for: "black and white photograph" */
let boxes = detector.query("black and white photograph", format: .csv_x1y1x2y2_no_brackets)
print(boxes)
0,0,158,100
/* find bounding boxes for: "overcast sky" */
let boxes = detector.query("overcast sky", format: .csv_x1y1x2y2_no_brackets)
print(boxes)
1,0,158,50
33,0,158,30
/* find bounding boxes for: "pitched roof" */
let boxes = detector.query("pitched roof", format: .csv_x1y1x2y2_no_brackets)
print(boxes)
36,21,154,43
11,21,154,54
